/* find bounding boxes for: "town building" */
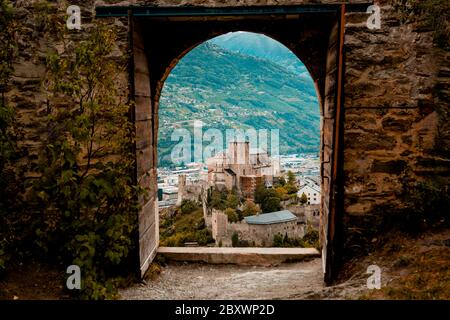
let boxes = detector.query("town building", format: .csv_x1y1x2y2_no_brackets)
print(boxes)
297,184,321,205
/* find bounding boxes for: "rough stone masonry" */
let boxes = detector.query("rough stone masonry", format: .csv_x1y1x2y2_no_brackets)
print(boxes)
5,0,450,276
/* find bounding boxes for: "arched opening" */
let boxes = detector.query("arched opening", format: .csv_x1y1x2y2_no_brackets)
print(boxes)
130,9,345,283
156,31,322,254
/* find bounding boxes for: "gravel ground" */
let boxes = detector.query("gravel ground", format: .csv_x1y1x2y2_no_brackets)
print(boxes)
120,258,328,300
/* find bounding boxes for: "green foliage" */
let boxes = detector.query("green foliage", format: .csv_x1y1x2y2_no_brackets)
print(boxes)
241,200,260,217
286,171,296,185
180,199,199,215
277,176,286,186
275,186,289,201
224,208,239,223
300,193,308,205
208,188,228,210
394,0,450,49
207,187,242,215
160,208,213,247
272,228,319,249
284,183,298,195
231,232,239,247
226,193,239,210
254,183,282,213
0,0,24,276
262,197,282,213
29,22,141,299
273,234,284,247
302,228,320,250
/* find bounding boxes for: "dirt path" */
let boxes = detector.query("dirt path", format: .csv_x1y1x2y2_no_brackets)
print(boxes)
120,258,334,300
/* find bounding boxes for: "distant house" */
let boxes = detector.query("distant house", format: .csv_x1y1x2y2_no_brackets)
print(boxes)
297,184,321,205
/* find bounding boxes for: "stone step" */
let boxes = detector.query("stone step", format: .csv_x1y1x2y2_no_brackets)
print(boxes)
157,247,321,266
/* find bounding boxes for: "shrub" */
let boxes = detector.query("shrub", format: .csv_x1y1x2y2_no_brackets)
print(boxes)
242,200,260,217
224,208,239,223
180,200,199,215
254,183,282,213
300,193,308,205
394,0,450,49
225,193,239,209
31,22,141,299
262,197,281,213
231,232,239,247
273,234,284,247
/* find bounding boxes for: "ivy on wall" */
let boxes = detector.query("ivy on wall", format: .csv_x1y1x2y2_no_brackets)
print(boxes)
1,0,143,299
394,0,450,49
32,22,141,299
0,0,23,276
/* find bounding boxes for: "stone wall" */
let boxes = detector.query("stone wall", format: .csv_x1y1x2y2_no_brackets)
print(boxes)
342,1,450,255
229,219,305,247
211,209,305,247
211,209,228,244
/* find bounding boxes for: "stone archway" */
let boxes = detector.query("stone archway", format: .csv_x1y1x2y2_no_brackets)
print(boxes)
93,2,367,283
116,4,353,283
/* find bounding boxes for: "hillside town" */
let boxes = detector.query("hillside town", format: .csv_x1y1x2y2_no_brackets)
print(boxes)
158,141,321,248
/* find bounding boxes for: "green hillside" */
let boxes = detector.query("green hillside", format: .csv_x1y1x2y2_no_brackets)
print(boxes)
158,42,320,167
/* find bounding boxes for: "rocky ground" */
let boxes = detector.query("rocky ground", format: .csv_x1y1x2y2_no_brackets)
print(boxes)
119,258,370,300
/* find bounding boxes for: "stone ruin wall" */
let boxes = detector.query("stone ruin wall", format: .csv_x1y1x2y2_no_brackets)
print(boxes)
211,209,305,247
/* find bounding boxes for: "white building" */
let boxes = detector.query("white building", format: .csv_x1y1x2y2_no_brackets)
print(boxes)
298,184,321,205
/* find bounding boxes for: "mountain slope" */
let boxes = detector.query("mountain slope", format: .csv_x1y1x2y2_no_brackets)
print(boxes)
158,41,320,167
210,31,309,76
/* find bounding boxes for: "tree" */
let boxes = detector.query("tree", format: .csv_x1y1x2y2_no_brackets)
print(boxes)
287,171,297,185
231,232,239,247
180,200,198,215
226,192,239,209
285,171,299,195
224,208,239,223
209,188,227,210
254,183,267,204
285,183,299,195
277,176,286,186
255,183,282,213
242,200,260,217
262,197,281,213
300,192,308,205
275,186,289,201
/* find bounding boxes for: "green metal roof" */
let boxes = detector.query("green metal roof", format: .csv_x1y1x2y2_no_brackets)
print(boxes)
245,210,297,225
